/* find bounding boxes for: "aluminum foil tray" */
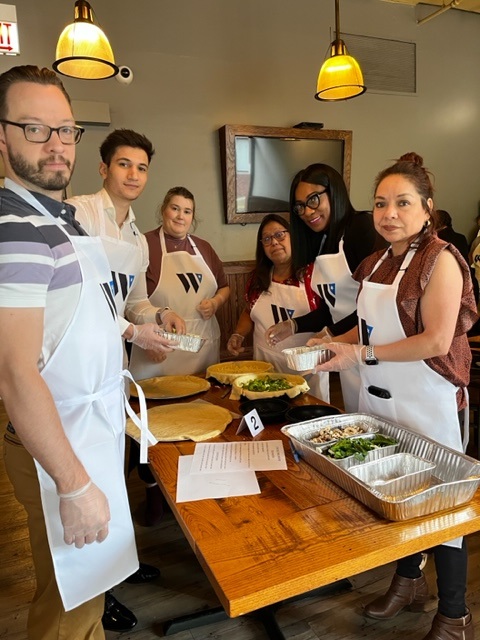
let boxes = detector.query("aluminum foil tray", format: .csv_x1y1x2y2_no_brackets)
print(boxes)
160,331,205,353
319,434,398,470
282,346,332,371
348,453,436,499
281,413,480,521
285,416,378,450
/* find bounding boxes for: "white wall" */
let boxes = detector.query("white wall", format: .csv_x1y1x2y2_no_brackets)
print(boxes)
1,0,479,259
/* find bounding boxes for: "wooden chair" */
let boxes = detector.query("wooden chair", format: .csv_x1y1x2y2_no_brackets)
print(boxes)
216,260,255,361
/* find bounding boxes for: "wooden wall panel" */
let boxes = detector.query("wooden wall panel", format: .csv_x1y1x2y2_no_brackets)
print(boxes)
217,261,255,361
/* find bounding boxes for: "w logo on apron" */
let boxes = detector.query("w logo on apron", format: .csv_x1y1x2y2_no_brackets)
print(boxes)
110,271,136,302
271,305,295,324
359,317,373,345
318,282,336,307
101,281,117,321
177,272,203,293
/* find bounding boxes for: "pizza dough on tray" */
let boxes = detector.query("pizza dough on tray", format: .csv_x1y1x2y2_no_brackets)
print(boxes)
130,375,210,399
126,402,233,442
206,360,274,384
231,373,309,400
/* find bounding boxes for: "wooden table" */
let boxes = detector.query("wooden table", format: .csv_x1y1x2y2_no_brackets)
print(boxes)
146,384,480,633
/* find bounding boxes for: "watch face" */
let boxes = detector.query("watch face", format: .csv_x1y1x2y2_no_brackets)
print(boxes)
365,358,378,366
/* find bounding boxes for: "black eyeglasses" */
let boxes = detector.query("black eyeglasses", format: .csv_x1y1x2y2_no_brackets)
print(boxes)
293,190,327,217
0,120,85,145
260,230,289,246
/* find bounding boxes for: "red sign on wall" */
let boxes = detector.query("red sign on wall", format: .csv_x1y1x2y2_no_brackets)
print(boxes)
0,4,20,55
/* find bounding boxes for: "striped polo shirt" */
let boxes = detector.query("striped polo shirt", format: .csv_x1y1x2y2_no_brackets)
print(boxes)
0,184,85,370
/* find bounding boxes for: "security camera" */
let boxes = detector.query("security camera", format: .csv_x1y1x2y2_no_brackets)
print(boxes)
115,66,133,85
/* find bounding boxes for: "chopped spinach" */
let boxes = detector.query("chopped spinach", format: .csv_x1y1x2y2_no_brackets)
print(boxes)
241,376,293,392
326,434,397,460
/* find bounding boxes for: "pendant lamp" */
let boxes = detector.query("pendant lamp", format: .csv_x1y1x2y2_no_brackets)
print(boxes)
53,0,119,80
315,0,366,101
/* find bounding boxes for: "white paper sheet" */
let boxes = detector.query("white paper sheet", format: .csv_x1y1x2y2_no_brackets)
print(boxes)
190,440,287,474
176,455,260,502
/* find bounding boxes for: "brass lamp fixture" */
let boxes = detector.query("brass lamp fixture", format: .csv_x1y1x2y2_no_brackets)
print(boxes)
53,0,119,80
315,0,366,102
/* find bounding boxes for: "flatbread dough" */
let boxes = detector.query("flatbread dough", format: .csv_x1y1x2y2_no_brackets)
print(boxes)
206,360,274,384
126,402,233,442
130,375,210,399
231,373,309,400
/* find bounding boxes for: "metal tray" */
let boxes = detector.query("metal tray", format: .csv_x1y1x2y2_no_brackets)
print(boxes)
160,331,205,353
319,433,398,470
281,413,480,521
285,416,378,450
348,453,436,500
282,346,332,371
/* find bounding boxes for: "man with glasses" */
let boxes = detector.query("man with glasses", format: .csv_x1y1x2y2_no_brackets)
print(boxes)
0,65,138,639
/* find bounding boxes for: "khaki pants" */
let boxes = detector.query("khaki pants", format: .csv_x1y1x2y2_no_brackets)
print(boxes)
4,436,105,640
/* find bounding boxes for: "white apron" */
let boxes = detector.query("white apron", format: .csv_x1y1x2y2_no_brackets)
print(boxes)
251,278,329,401
8,182,138,611
94,192,144,377
129,228,220,378
95,191,144,321
311,238,361,412
357,247,466,549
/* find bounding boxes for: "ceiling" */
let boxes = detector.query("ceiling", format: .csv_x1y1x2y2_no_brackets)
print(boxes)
380,0,480,15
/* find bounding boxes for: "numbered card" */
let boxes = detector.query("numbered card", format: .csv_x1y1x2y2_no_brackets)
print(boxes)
236,408,265,437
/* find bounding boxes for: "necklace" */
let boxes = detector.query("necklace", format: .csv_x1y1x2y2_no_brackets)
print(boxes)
165,233,186,250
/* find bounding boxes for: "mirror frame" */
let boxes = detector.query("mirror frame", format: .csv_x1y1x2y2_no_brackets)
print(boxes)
219,124,352,225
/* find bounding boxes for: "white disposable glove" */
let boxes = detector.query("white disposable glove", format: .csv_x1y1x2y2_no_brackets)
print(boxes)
196,298,218,320
127,323,177,352
265,318,296,347
227,333,245,356
311,342,365,372
58,480,110,549
157,308,186,334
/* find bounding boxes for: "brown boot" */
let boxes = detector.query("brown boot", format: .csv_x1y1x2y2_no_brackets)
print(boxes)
422,610,473,640
363,572,431,619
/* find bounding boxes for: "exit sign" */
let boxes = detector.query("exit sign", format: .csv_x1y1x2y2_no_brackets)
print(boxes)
0,4,19,55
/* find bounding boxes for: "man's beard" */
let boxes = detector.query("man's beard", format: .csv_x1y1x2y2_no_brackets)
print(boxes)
8,149,74,192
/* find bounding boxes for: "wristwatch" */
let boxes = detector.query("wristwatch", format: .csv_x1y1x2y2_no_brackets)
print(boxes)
364,345,379,366
155,307,171,325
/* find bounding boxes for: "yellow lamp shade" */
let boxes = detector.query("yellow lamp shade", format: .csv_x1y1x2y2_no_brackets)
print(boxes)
53,1,118,80
54,22,117,79
315,40,366,102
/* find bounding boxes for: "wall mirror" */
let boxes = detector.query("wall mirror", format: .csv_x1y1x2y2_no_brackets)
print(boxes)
219,124,352,225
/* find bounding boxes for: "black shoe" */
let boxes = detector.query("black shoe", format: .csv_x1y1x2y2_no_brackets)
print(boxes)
102,592,137,632
145,484,165,526
124,562,161,584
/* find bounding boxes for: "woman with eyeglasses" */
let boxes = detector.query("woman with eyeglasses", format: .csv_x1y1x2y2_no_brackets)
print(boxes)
266,163,385,410
227,214,328,399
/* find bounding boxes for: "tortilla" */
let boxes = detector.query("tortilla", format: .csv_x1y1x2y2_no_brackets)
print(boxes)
206,360,274,384
231,373,309,400
126,402,233,442
130,375,210,400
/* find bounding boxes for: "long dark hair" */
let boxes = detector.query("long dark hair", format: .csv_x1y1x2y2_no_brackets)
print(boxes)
249,214,290,296
289,163,357,274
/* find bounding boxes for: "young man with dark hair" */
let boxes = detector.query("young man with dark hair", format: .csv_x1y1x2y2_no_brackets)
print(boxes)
67,128,185,631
